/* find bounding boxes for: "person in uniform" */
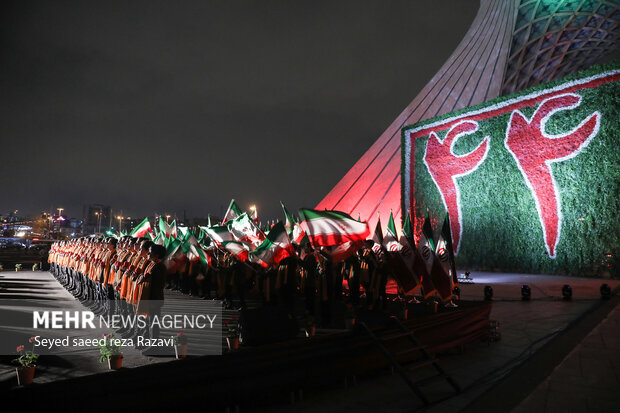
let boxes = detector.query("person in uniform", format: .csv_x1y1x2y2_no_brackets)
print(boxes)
138,244,167,356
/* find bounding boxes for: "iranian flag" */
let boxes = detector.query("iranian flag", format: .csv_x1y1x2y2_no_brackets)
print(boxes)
223,199,243,223
386,211,420,295
250,222,293,268
165,237,182,257
299,208,369,246
163,237,183,272
130,217,152,238
281,201,307,244
169,220,178,238
182,234,199,255
184,235,211,267
401,211,414,246
203,225,249,261
158,217,169,237
197,226,205,243
153,232,166,246
189,245,211,267
383,212,401,252
417,215,438,298
433,213,458,301
203,225,234,244
371,217,384,255
227,213,266,247
418,215,435,274
281,201,297,238
250,206,258,223
330,240,365,263
177,225,189,240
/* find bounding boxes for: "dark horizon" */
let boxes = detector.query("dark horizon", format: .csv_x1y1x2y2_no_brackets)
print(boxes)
1,0,479,221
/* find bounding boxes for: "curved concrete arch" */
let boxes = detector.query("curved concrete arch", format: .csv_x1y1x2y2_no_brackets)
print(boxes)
316,0,619,233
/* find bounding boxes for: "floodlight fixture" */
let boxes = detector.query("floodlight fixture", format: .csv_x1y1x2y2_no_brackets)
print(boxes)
562,284,572,301
484,285,493,301
521,284,531,301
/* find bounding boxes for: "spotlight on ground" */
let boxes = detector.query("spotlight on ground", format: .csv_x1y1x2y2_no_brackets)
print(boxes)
484,285,493,301
600,283,611,300
521,284,531,301
562,284,572,301
452,286,460,301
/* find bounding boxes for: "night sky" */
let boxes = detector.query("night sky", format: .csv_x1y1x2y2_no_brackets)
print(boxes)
0,0,478,222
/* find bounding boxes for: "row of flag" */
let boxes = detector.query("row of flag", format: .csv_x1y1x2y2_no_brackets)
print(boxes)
124,199,458,301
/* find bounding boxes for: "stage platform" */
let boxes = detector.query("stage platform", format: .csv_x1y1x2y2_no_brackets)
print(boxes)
1,270,618,412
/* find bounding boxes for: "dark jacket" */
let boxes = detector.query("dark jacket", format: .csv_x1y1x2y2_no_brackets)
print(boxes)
148,261,167,301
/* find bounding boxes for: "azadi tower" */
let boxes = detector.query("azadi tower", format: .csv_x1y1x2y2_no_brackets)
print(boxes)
316,0,619,231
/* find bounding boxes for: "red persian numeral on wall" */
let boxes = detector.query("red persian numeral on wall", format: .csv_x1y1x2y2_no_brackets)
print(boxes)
504,93,600,258
423,120,490,255
422,93,600,259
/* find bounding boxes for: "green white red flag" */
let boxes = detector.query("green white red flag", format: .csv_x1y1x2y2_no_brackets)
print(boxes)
223,199,243,223
177,225,188,240
330,240,365,263
298,208,369,246
226,213,266,248
419,215,435,274
169,220,178,238
130,217,152,238
191,245,211,267
281,201,295,235
281,201,308,245
165,237,181,256
202,225,248,261
433,213,458,301
385,248,420,296
158,217,171,237
371,217,384,255
222,241,249,262
384,211,420,295
202,225,234,244
402,211,414,246
250,206,258,223
183,234,211,267
153,232,166,246
383,212,401,252
250,222,293,268
417,215,437,298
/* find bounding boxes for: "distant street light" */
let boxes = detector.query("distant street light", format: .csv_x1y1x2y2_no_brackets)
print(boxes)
57,207,63,217
166,214,171,223
117,216,124,233
95,211,102,234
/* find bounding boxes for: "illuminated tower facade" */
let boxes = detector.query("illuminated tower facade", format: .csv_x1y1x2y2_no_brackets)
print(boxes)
316,0,619,231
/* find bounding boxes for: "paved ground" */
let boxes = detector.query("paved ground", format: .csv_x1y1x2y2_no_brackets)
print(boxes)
1,270,618,413
511,300,620,413
0,270,235,389
257,271,620,412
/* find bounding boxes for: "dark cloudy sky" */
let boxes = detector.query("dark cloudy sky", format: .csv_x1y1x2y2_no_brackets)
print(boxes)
0,0,478,221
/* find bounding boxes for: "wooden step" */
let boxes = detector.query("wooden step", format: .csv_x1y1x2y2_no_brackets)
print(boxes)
380,331,414,341
393,346,425,357
404,358,436,371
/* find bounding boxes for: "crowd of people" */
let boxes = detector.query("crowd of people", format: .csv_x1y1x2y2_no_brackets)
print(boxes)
48,237,168,354
47,203,458,355
47,233,394,338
